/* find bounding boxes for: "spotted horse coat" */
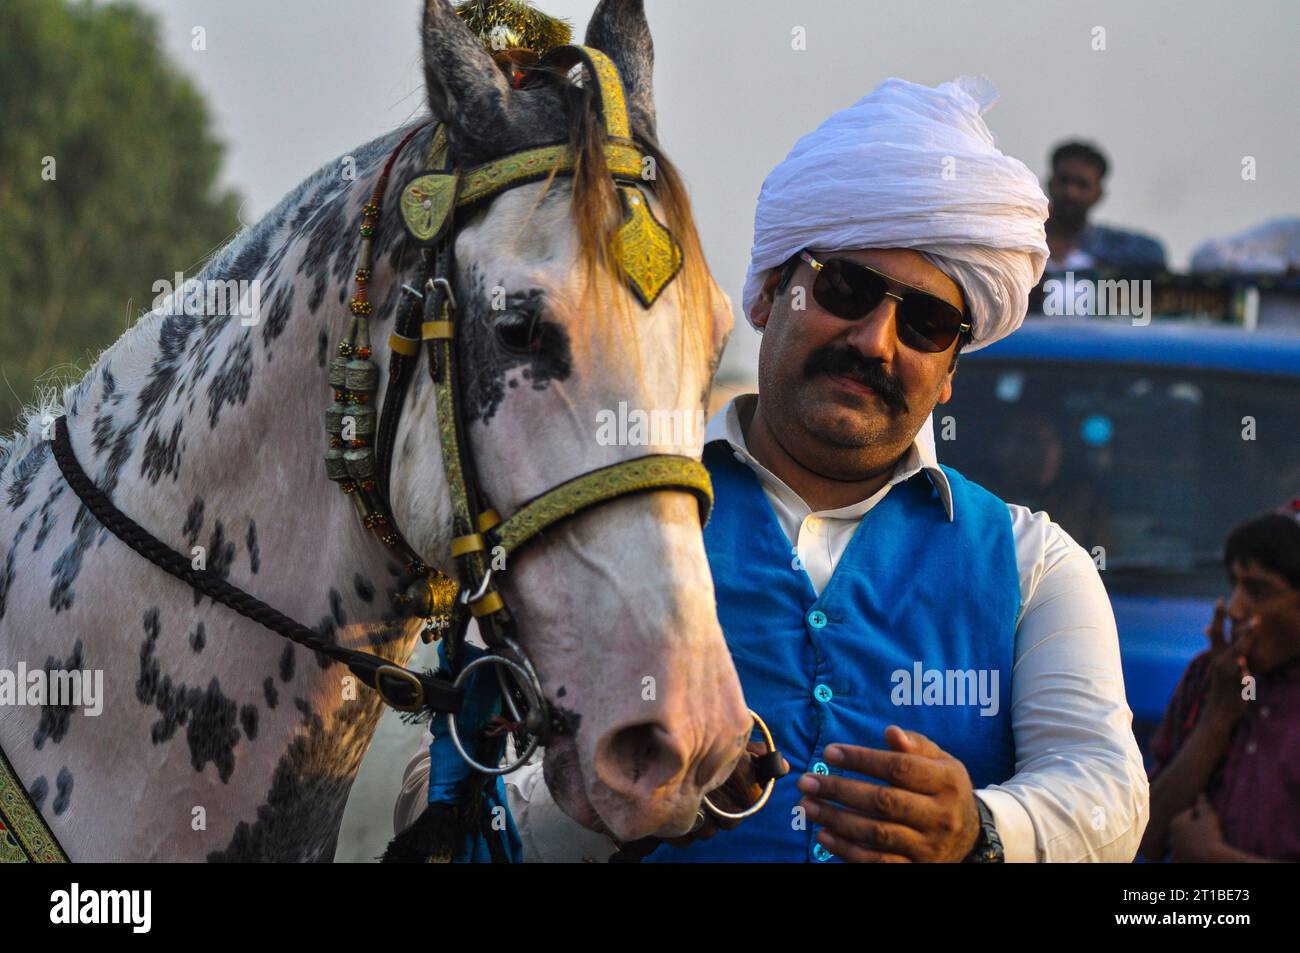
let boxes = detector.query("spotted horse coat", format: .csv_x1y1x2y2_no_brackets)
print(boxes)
0,0,709,862
0,119,471,861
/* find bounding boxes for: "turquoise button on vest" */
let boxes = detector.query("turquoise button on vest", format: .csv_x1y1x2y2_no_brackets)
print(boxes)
647,442,1020,863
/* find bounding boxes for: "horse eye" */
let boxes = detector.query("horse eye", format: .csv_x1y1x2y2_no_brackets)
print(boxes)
493,309,540,355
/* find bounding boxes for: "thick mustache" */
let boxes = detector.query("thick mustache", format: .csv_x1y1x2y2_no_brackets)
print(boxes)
804,346,909,415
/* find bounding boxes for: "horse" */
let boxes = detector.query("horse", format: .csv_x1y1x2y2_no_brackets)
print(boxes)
0,0,750,861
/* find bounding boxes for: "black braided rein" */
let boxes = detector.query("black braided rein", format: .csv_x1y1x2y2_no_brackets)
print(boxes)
50,414,462,714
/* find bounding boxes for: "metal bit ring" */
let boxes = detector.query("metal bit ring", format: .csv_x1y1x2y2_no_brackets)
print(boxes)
447,653,543,776
701,709,779,822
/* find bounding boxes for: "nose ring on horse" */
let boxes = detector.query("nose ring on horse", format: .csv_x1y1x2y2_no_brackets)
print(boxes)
701,710,781,822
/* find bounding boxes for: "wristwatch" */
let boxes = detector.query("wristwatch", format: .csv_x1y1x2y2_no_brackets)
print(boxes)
962,796,1004,863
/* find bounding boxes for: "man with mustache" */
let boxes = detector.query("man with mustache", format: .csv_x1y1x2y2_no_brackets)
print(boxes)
397,75,1150,863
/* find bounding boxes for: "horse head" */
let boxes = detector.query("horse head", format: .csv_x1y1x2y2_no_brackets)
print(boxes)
386,0,751,841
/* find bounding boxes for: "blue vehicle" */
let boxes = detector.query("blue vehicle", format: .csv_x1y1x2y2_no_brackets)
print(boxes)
937,318,1300,762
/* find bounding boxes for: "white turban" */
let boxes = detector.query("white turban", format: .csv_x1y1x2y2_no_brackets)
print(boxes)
742,75,1049,351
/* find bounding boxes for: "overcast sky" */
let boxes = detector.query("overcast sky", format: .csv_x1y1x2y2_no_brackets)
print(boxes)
135,0,1299,379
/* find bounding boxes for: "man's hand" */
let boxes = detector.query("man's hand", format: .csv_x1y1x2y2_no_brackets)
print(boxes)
1168,793,1227,862
1202,599,1258,729
796,725,981,863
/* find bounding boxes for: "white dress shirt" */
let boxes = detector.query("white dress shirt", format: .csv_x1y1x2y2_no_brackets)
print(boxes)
396,396,1150,862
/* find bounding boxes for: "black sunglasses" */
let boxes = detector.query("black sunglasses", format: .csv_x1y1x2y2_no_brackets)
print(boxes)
795,251,971,353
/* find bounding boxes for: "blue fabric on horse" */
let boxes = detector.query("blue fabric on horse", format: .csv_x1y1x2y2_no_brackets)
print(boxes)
425,640,523,863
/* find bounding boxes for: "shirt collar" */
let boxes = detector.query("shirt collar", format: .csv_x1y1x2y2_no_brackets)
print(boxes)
704,394,955,522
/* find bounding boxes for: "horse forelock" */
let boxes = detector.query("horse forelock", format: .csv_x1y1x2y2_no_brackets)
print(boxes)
453,72,719,399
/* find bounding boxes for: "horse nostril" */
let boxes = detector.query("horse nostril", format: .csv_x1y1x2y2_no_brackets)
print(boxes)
597,722,687,795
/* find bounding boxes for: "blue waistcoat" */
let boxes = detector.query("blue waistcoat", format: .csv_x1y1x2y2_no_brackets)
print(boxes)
646,441,1021,863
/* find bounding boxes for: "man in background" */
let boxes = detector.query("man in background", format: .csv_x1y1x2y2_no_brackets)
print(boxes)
1045,140,1167,272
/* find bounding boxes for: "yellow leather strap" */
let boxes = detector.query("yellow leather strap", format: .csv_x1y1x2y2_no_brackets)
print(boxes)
489,455,712,559
0,742,69,862
456,140,643,209
469,590,505,618
450,534,487,558
542,46,632,141
389,332,421,357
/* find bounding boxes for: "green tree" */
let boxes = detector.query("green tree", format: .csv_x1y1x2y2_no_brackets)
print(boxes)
0,0,242,432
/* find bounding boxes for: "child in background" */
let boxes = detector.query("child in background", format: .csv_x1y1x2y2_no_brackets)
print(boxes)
1141,499,1300,862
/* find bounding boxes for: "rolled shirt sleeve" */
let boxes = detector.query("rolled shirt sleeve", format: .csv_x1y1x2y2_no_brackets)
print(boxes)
393,725,435,838
976,505,1150,862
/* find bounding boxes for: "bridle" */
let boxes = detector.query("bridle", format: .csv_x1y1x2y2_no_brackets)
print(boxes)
51,44,777,821
323,43,727,775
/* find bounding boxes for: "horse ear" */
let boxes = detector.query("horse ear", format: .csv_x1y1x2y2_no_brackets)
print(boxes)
422,0,511,144
584,0,657,141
